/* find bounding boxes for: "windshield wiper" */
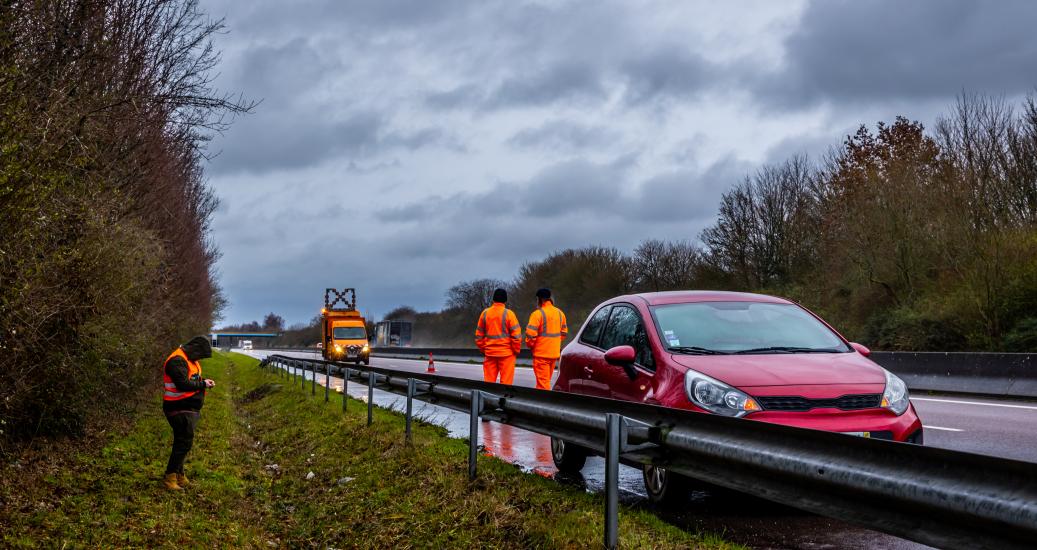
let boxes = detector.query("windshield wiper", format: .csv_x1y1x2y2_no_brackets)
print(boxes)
668,346,728,355
732,346,839,354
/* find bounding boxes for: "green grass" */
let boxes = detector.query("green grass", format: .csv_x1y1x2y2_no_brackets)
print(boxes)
1,352,740,549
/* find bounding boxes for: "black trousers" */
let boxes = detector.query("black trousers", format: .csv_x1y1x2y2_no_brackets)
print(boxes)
165,411,199,475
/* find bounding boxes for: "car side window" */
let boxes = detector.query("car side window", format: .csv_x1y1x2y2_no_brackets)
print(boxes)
580,306,611,346
599,305,655,371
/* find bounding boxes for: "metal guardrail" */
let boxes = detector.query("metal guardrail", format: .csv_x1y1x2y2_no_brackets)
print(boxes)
258,353,1037,550
358,348,1036,398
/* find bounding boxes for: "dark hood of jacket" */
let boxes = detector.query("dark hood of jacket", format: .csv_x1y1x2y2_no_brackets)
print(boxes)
182,336,213,361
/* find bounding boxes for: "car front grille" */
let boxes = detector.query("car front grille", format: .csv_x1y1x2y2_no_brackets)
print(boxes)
756,393,882,412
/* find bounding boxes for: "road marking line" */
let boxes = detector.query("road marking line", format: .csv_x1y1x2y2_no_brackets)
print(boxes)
925,426,963,432
913,397,1037,411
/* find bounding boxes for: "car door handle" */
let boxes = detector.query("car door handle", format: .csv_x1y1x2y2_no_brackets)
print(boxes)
582,366,594,376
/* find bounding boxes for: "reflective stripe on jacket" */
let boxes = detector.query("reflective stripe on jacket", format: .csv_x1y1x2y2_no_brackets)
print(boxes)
162,347,202,401
525,300,568,359
475,303,522,357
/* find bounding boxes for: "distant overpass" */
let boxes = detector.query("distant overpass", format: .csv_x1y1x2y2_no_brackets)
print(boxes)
210,332,280,347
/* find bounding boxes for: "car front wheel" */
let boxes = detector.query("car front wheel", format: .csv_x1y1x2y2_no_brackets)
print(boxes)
643,464,690,505
551,437,588,473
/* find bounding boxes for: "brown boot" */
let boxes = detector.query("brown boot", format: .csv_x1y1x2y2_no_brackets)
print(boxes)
163,473,183,491
176,473,189,486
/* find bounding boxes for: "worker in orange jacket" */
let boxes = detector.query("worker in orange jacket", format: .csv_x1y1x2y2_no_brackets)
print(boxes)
525,288,568,390
475,288,522,384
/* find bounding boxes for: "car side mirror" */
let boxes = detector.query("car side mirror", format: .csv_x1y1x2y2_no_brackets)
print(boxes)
849,342,871,357
604,345,638,380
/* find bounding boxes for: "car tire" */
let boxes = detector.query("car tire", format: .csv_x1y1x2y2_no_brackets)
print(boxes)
643,464,690,506
551,437,588,473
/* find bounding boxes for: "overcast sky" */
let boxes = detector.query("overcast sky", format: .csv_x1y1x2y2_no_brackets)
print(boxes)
200,0,1037,327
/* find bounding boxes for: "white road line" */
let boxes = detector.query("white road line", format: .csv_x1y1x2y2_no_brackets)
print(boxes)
913,397,1037,411
925,426,963,432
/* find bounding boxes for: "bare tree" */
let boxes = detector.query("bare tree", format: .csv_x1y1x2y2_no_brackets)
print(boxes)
446,279,509,313
701,155,819,289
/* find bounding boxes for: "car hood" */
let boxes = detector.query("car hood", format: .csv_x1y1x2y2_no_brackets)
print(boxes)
669,352,886,388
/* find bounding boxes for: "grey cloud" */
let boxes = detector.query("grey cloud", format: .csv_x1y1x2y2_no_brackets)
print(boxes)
763,0,1037,107
508,120,620,151
424,85,482,110
516,160,626,217
621,48,718,104
763,132,843,165
425,63,608,112
211,108,461,175
485,63,607,108
212,111,382,174
632,158,751,222
378,201,434,222
373,157,744,264
234,38,343,101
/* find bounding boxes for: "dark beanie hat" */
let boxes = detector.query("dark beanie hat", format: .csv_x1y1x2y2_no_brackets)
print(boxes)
182,335,213,361
492,288,508,303
535,288,552,300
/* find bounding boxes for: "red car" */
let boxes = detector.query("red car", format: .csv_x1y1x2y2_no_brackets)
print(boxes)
550,291,923,503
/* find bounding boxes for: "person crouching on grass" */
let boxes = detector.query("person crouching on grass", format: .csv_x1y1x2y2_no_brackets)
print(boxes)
161,336,215,490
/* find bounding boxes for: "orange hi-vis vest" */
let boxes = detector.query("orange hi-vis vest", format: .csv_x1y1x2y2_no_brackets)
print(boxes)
525,300,568,359
162,347,202,401
475,303,522,357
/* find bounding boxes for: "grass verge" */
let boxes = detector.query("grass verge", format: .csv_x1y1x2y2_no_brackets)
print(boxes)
1,351,740,549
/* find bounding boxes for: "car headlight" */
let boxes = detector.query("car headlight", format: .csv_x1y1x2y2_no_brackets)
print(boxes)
684,368,760,417
881,369,910,416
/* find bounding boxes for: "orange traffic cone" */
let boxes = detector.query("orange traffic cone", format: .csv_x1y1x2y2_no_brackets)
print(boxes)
427,353,436,373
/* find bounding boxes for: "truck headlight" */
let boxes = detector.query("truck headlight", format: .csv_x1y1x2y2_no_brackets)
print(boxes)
684,368,760,417
334,344,343,353
362,345,370,353
881,369,910,416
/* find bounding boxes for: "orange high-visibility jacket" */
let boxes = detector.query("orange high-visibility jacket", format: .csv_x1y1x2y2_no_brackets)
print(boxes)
162,347,202,401
475,303,522,357
525,301,568,359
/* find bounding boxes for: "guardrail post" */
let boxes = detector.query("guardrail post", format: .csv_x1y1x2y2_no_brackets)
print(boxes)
469,390,483,480
406,378,416,443
342,368,349,412
367,372,375,426
604,413,620,550
324,363,330,403
311,362,316,396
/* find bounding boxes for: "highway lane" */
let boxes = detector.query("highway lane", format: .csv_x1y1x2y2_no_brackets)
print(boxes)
911,395,1037,463
240,349,976,549
249,349,1037,464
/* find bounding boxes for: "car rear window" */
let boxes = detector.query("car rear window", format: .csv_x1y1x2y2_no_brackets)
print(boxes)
579,306,611,346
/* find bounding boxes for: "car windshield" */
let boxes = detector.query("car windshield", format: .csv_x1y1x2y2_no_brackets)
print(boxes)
652,301,849,354
333,326,366,340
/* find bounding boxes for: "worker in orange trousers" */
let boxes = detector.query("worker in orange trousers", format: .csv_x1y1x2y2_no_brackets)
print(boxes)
475,288,522,384
525,288,568,390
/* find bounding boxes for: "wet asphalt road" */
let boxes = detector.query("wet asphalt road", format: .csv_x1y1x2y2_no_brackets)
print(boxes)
242,349,1036,550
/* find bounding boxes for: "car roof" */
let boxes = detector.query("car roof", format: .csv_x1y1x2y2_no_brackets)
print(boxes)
610,290,794,306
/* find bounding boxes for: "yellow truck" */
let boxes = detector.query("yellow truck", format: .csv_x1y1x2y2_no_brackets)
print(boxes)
320,288,370,365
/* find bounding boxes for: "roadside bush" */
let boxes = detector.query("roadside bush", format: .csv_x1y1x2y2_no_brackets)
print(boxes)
1004,318,1037,353
0,0,250,450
